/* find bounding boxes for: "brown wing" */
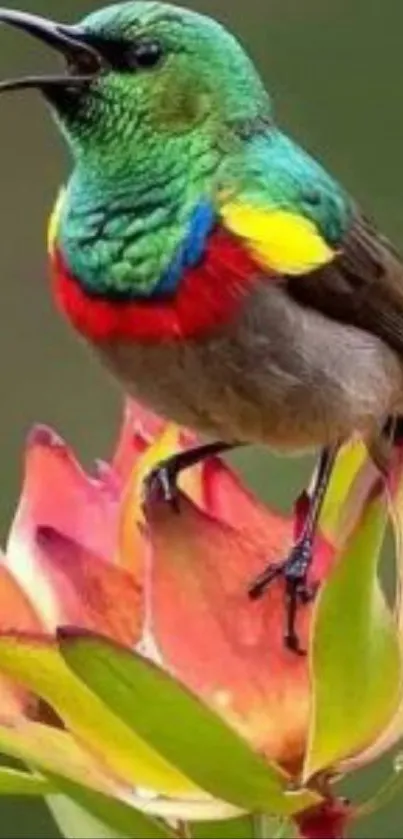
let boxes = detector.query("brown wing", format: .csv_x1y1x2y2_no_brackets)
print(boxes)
286,214,403,358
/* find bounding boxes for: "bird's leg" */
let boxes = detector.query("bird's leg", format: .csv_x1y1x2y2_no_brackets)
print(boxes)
249,445,340,655
144,441,240,511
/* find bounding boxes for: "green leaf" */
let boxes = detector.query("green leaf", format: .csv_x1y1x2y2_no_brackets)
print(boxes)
0,636,201,796
0,767,53,796
320,439,377,546
192,815,295,839
192,816,255,838
47,795,128,839
59,632,318,817
304,491,402,780
0,723,240,826
45,773,173,839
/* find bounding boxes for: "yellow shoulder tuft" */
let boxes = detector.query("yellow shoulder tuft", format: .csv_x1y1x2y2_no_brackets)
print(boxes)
222,202,336,275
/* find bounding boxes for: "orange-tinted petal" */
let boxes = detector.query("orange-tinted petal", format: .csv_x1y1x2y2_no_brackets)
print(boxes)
34,528,143,645
0,560,43,722
147,493,334,771
0,676,30,724
0,560,42,634
118,426,180,579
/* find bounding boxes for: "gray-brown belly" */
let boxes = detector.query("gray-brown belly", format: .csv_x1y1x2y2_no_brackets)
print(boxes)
96,284,403,451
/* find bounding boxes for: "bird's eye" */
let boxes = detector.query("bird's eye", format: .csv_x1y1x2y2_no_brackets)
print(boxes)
83,35,165,73
129,39,165,70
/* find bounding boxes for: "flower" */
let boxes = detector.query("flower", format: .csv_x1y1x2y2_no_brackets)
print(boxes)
0,400,400,839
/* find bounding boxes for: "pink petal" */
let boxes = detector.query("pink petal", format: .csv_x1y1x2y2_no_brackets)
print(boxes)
147,493,334,771
201,457,291,545
33,527,143,644
112,400,158,485
6,427,122,620
112,399,200,486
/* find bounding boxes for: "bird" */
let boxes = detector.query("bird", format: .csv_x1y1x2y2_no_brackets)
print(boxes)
1,2,403,652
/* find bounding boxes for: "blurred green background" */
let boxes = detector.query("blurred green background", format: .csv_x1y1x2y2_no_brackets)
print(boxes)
0,0,402,836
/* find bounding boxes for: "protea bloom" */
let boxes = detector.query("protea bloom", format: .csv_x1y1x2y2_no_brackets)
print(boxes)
0,400,401,839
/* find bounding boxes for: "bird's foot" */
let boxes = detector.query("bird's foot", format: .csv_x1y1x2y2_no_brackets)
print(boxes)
143,460,181,513
143,442,239,515
249,535,318,655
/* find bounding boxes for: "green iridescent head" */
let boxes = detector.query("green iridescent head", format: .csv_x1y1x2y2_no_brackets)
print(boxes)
0,2,272,298
0,2,271,165
85,3,271,155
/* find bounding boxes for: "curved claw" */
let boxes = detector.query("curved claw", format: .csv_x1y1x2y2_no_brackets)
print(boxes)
285,628,307,657
285,579,309,656
248,562,284,601
143,463,181,514
142,441,237,517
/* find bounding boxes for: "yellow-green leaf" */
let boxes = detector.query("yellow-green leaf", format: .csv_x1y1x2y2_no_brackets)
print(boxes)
0,767,52,797
320,438,377,546
340,446,403,772
60,632,319,816
304,491,402,780
0,635,201,797
192,816,255,838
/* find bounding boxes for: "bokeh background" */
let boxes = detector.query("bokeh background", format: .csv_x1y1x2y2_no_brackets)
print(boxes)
0,0,402,835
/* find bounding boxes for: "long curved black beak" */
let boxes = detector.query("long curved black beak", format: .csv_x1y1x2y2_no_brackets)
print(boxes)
0,9,103,93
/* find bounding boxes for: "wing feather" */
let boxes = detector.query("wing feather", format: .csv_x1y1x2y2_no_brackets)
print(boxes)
287,215,403,358
221,196,403,359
